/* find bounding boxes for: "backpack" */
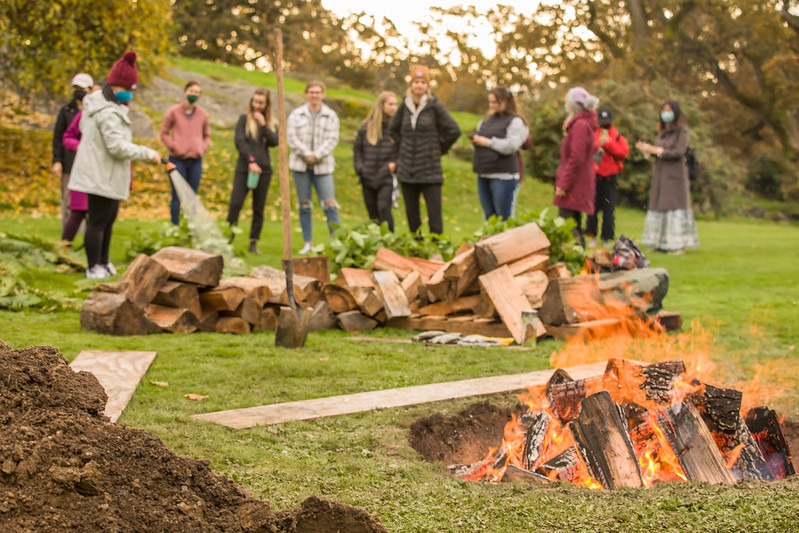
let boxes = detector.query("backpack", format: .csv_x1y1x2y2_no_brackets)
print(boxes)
685,146,699,182
611,234,650,271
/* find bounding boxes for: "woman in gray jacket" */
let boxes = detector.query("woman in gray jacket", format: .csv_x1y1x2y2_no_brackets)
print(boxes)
69,52,161,278
636,99,698,254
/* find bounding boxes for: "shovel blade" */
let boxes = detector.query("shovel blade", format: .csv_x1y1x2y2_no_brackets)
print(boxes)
275,306,310,348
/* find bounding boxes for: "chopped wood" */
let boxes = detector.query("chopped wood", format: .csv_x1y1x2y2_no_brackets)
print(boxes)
514,270,549,308
387,315,512,338
548,375,604,423
477,288,496,319
656,310,683,332
427,248,479,302
569,391,644,489
655,401,736,485
640,360,686,404
539,275,602,326
372,247,443,283
692,384,743,434
593,249,613,270
335,267,375,288
545,262,571,281
322,283,358,313
372,270,411,319
546,368,574,408
745,406,796,478
349,286,384,317
250,265,322,305
257,306,279,332
507,253,549,276
145,304,199,334
199,286,246,312
221,296,262,326
544,318,624,341
535,447,581,482
372,309,388,324
501,464,553,484
522,411,551,471
153,280,202,319
217,277,272,307
713,416,774,481
400,270,421,302
118,254,170,308
474,222,550,272
478,265,533,344
285,255,330,283
151,246,224,287
337,310,378,333
306,301,338,331
215,316,250,334
80,292,161,336
418,295,481,317
197,307,219,332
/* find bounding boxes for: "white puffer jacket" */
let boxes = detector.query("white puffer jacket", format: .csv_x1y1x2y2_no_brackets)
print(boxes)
68,90,158,201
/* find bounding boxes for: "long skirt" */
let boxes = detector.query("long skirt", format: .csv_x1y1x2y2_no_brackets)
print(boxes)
641,209,699,251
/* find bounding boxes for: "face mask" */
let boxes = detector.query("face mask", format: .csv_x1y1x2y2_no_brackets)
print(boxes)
660,110,675,123
73,89,87,101
186,94,199,104
114,91,133,103
564,103,571,114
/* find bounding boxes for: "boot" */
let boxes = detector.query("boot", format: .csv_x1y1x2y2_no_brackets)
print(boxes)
249,239,260,254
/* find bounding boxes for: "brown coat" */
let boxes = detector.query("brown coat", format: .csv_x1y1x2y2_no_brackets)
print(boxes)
648,125,690,211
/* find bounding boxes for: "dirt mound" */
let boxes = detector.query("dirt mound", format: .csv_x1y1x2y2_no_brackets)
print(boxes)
0,341,386,533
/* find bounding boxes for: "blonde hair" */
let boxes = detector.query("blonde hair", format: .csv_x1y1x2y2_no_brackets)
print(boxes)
364,92,396,145
246,88,274,139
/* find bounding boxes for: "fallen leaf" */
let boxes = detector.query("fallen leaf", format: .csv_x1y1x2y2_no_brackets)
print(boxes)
150,381,169,387
184,394,209,401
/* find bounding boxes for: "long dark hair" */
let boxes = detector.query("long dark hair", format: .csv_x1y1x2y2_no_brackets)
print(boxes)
658,99,684,132
102,83,126,106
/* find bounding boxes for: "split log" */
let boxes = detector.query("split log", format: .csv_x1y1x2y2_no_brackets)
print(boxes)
477,288,496,319
349,286,384,317
371,247,443,283
745,407,796,478
655,401,736,485
80,292,161,336
656,310,683,332
545,262,571,281
400,270,421,302
548,375,604,423
199,286,246,312
535,447,582,482
118,254,170,308
257,306,279,332
285,255,330,283
569,391,644,489
692,384,743,435
322,284,358,313
151,246,223,287
145,304,199,334
713,416,775,481
306,301,338,332
372,270,411,319
221,296,261,326
474,222,550,272
250,265,322,305
335,267,375,288
418,295,481,317
217,277,272,307
546,368,574,408
197,307,219,332
640,360,686,405
153,281,202,319
478,265,533,344
507,252,549,277
215,316,250,334
372,308,388,325
514,270,549,309
426,247,479,302
337,310,378,333
501,464,553,484
539,275,601,326
522,411,551,471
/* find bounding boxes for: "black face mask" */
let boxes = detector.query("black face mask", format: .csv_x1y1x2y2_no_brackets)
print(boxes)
73,89,87,101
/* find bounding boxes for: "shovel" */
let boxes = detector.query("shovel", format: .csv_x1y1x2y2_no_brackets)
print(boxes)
273,28,310,348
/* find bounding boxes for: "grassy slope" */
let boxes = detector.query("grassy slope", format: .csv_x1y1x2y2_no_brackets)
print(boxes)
2,58,799,531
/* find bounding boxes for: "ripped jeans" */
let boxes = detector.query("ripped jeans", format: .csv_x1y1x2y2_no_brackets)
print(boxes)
292,170,341,243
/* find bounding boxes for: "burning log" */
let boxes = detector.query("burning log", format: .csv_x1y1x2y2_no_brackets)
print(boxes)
521,411,551,471
535,447,583,483
745,407,796,479
501,464,553,484
639,360,686,404
569,391,644,489
713,417,775,481
655,401,736,485
548,375,604,423
693,384,743,435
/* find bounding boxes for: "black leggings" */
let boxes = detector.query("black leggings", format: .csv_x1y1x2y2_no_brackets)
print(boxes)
61,210,87,244
86,194,119,268
401,182,443,234
227,170,271,241
558,207,585,248
362,184,394,232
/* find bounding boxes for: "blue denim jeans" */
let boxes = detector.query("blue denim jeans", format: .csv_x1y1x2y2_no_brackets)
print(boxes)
169,157,202,225
477,177,518,221
292,170,340,242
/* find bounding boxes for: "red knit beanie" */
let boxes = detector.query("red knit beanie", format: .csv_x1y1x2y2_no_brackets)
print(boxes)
107,51,139,90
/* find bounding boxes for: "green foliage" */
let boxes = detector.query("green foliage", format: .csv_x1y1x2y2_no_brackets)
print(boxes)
124,220,193,261
746,155,791,201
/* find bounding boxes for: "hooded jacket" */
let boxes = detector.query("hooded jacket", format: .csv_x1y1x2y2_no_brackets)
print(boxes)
68,90,158,201
593,125,628,177
554,110,598,214
353,119,398,189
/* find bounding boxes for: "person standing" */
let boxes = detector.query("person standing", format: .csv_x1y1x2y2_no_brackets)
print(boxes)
68,51,161,279
287,81,341,254
227,89,278,254
585,106,628,248
553,86,600,248
470,87,529,221
53,72,94,228
160,81,211,225
636,100,699,255
353,91,399,231
389,65,461,235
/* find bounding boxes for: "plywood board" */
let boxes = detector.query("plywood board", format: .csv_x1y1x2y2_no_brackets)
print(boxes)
70,350,157,422
192,361,608,429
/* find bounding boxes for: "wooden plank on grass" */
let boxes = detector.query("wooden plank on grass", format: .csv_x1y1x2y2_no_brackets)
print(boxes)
192,361,608,428
70,350,157,423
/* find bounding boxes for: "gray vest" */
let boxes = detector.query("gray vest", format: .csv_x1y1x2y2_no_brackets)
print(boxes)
472,114,518,174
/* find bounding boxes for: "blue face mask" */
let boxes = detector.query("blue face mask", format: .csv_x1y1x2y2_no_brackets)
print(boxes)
660,110,675,123
564,102,571,114
115,90,134,103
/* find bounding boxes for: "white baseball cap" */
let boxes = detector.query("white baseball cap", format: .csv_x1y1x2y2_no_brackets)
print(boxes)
71,73,94,89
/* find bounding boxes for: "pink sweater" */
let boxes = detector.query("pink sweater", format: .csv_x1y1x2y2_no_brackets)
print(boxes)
160,102,211,159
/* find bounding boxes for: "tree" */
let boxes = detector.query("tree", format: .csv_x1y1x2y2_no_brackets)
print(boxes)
0,0,172,100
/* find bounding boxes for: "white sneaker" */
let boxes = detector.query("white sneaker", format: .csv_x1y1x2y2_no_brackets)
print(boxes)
105,263,117,276
299,242,313,255
85,265,109,279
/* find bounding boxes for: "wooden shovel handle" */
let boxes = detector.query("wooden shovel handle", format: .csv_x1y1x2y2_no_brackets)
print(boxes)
274,28,292,262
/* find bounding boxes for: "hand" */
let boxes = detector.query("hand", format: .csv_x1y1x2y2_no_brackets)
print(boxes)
470,135,491,147
248,162,262,174
253,111,266,126
635,141,655,156
554,187,567,198
304,154,317,165
388,162,397,173
52,162,62,178
598,130,610,146
152,153,162,164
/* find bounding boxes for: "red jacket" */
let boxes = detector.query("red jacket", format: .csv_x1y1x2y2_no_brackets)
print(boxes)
554,110,598,215
593,125,628,177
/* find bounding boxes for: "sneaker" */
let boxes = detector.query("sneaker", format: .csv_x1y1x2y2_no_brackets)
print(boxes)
587,238,597,249
299,242,313,255
249,240,260,254
85,265,109,279
105,263,117,276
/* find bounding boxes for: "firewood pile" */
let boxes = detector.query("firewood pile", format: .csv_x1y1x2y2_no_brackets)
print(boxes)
452,358,796,488
80,222,678,340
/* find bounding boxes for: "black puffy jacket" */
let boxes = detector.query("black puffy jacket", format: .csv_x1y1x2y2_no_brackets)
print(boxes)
389,94,461,185
353,119,398,189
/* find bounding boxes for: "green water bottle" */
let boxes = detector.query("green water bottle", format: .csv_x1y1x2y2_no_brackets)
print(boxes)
247,171,260,189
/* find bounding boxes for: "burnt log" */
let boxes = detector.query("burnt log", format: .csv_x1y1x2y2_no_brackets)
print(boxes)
548,375,604,423
745,406,796,479
522,411,551,471
640,360,686,404
535,447,582,483
693,384,743,435
501,464,553,484
713,416,774,481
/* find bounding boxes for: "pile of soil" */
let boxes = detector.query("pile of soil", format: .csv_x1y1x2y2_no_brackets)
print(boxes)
0,341,386,532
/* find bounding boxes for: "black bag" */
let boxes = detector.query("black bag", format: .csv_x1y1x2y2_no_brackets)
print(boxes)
611,234,650,271
685,146,699,182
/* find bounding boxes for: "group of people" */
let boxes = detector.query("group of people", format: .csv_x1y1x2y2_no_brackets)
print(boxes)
52,53,698,280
